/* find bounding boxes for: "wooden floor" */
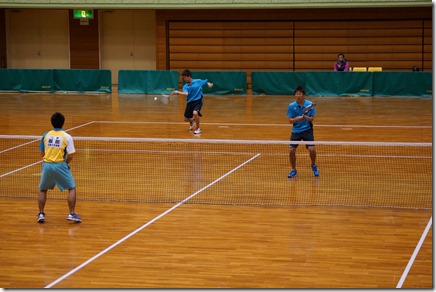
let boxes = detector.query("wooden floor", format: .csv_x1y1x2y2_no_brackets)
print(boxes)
0,91,432,288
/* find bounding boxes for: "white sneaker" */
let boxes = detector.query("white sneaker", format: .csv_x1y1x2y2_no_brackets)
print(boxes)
189,118,195,130
37,212,45,223
194,128,201,134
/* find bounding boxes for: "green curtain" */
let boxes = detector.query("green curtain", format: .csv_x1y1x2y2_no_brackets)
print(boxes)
118,70,179,94
190,71,247,95
373,72,432,97
251,72,306,95
0,69,53,92
305,72,373,96
54,69,111,93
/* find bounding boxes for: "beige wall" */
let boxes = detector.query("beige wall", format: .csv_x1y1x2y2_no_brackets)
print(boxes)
6,9,69,68
100,9,156,84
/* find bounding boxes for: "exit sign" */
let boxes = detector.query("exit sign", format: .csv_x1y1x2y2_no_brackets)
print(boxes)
73,9,94,19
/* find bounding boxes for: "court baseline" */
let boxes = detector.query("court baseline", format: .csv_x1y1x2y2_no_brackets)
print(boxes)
94,120,431,129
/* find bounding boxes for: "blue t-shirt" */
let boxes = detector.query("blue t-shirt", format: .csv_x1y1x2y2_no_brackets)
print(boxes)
286,100,316,133
183,79,208,103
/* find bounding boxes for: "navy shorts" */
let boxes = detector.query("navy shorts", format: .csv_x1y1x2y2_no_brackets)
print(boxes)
290,128,315,149
184,98,203,119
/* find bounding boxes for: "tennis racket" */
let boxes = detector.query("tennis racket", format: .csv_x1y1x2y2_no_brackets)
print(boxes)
302,103,316,115
153,94,170,105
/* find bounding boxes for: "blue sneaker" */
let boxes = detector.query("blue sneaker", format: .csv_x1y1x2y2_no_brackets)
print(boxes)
67,213,82,222
311,165,320,176
288,170,297,178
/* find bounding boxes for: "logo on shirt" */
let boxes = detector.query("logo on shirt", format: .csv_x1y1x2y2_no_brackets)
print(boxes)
47,136,62,148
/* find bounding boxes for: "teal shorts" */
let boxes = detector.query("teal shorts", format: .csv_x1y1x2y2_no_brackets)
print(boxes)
38,162,76,191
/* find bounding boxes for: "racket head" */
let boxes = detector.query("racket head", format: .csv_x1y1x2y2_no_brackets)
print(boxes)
302,103,316,115
160,94,169,105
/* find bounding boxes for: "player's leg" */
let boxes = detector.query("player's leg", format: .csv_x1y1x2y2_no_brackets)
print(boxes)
67,187,77,214
289,147,297,169
37,163,56,223
184,102,195,130
37,190,47,223
55,162,82,222
288,148,298,178
66,186,81,222
303,129,319,176
193,110,200,131
308,146,317,165
288,132,300,178
308,146,319,176
38,190,47,212
193,99,203,134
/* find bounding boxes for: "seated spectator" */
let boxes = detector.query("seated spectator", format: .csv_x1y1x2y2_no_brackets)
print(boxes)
412,66,420,71
334,53,350,72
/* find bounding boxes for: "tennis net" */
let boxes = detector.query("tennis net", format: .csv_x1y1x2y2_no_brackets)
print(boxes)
0,135,432,209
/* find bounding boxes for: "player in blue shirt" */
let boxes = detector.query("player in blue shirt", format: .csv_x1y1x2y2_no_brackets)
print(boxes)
172,69,213,134
286,86,319,178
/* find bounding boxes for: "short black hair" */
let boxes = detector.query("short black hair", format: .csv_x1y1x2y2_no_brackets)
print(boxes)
338,53,345,58
51,112,65,128
182,69,192,77
294,86,305,95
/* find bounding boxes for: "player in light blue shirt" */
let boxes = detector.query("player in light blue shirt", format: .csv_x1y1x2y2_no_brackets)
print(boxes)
172,69,213,134
286,86,319,178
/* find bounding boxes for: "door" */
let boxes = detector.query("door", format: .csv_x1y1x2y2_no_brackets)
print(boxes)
100,10,156,84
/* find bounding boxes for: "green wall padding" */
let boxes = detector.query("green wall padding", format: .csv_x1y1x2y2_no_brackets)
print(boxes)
0,69,111,93
190,71,247,95
252,71,432,97
251,72,306,95
0,69,53,92
305,72,373,97
373,72,432,97
118,70,179,94
53,69,112,93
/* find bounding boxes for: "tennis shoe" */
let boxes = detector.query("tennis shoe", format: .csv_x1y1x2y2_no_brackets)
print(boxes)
311,165,320,176
67,213,82,222
37,212,45,223
194,128,201,134
189,118,195,130
288,170,297,178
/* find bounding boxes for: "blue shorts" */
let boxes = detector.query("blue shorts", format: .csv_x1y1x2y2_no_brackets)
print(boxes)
39,162,76,191
290,128,315,149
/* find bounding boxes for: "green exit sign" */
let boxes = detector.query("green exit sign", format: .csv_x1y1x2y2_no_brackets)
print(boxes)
73,9,94,19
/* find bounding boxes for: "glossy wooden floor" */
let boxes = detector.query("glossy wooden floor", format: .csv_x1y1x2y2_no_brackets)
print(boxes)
0,90,432,288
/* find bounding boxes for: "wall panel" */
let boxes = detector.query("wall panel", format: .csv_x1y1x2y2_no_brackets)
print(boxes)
168,21,293,73
0,9,6,68
294,20,426,71
69,9,99,69
157,7,432,80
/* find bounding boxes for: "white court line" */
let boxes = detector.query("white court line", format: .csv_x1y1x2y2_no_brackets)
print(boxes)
0,161,43,178
396,216,432,288
0,121,95,154
0,122,96,177
44,153,261,289
94,120,431,129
